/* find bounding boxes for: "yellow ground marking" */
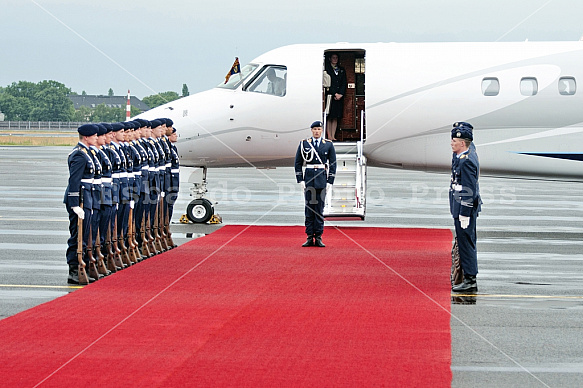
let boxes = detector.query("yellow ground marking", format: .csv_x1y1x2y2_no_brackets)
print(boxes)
0,284,83,289
452,293,583,299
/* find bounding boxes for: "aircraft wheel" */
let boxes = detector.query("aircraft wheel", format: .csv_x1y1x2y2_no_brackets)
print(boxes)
186,199,214,223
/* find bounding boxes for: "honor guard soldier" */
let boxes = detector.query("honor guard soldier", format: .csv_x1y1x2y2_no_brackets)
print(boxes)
167,126,180,223
64,124,98,284
97,123,114,267
108,122,125,268
449,122,482,293
112,123,130,254
159,118,173,231
130,120,148,255
135,119,153,256
86,124,106,280
147,119,162,251
294,121,336,247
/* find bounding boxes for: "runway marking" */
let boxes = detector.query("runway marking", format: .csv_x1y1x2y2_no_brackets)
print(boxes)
452,293,583,299
0,284,82,290
0,218,68,222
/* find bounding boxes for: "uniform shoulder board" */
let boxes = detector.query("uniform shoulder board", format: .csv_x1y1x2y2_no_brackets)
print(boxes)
150,140,155,144
321,139,327,144
460,154,468,159
306,138,312,143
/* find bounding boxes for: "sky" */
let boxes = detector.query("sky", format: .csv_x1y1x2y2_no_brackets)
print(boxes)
1,0,583,99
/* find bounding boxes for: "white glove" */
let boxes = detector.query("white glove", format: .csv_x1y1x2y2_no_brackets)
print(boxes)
161,191,166,198
72,206,84,220
300,181,305,190
326,183,332,192
130,200,135,209
459,215,470,229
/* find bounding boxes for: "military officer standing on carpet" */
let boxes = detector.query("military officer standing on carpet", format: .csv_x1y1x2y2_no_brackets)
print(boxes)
64,124,98,284
294,120,336,247
449,122,482,293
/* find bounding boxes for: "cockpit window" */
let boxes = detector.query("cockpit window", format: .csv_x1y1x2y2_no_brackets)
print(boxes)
216,63,259,89
245,66,287,97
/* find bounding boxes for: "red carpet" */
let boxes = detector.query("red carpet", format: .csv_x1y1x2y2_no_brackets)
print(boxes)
0,226,452,387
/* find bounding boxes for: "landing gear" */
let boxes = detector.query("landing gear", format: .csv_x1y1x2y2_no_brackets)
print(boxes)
185,166,215,224
186,198,214,224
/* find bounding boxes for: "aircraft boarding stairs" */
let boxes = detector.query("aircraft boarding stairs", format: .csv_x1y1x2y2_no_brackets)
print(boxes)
323,141,367,220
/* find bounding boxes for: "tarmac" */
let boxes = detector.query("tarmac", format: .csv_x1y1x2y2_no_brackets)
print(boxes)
1,146,582,387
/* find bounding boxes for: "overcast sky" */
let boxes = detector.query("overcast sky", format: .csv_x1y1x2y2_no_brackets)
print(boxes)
1,0,582,98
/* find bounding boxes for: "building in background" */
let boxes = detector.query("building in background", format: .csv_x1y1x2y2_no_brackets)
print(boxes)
68,95,150,111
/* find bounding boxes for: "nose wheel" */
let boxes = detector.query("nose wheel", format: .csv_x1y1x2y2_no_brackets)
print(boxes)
186,198,214,223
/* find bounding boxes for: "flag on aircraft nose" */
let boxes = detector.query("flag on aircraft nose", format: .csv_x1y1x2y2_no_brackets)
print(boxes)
224,57,241,84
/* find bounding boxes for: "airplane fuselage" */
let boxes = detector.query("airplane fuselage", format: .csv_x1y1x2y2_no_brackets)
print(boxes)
139,42,583,180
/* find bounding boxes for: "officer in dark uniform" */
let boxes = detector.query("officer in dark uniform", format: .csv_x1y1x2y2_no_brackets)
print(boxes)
135,119,153,256
89,125,105,255
111,123,130,254
97,123,113,264
148,119,162,244
167,127,180,223
449,122,482,293
64,124,98,284
294,120,336,247
108,122,125,268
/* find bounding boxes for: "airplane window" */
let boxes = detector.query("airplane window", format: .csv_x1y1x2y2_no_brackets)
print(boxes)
520,77,538,96
216,63,259,89
481,78,499,96
558,77,576,95
246,66,287,97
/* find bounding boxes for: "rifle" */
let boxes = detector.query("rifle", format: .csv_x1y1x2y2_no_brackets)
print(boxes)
127,206,138,264
77,187,89,285
86,222,100,281
147,202,158,255
131,204,141,261
152,198,163,254
112,210,126,269
105,218,117,273
159,195,169,251
140,208,152,258
116,206,132,267
164,197,176,249
95,228,109,276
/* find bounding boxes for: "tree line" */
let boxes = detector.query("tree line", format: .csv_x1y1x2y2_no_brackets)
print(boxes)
0,80,190,122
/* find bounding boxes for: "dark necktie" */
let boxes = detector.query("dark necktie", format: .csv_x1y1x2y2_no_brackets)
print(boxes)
314,139,319,150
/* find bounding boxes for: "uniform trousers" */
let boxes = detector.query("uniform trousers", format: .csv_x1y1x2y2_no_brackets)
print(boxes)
99,205,113,247
65,205,91,266
453,212,478,276
304,187,326,237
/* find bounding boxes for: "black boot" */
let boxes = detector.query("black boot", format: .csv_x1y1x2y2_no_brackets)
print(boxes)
67,264,79,285
452,275,477,293
302,236,314,247
314,236,325,247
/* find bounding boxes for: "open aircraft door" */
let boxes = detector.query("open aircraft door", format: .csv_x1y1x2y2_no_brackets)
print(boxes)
323,49,367,220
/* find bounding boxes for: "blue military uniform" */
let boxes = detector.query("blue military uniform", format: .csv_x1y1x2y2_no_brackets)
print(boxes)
134,119,152,253
64,124,98,283
294,121,336,245
449,122,482,292
97,124,113,256
167,128,180,221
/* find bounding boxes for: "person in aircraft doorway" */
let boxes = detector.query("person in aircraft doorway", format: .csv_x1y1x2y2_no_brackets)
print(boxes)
324,53,346,141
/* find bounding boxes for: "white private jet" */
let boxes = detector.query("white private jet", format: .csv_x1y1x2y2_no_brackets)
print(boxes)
138,41,583,223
